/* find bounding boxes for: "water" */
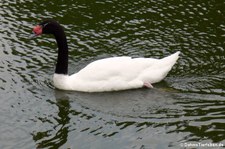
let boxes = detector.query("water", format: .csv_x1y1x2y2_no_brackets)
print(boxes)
0,0,224,148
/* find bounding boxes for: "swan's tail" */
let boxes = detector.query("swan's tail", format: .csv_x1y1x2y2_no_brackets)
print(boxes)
156,51,180,77
160,51,180,66
139,51,180,84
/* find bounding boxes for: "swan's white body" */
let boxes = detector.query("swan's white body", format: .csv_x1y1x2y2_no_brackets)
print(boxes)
53,51,180,92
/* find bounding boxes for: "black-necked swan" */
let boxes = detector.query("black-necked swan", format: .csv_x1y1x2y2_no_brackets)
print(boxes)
31,20,180,92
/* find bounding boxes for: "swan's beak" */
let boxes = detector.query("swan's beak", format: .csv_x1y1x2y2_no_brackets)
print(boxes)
29,32,37,39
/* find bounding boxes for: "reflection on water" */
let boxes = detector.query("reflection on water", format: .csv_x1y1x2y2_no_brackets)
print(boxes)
30,88,225,148
0,0,225,148
32,92,71,149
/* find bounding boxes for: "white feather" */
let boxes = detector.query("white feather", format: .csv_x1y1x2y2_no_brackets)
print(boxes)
53,51,180,92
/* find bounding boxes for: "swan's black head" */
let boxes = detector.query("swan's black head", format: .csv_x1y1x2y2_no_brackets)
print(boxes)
31,19,62,38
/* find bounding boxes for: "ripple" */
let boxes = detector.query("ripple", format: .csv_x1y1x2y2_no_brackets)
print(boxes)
0,0,225,148
169,74,225,95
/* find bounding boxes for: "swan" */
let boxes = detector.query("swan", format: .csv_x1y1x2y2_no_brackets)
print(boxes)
31,20,180,92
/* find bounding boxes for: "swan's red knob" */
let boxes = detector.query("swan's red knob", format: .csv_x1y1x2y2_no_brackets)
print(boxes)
32,25,42,36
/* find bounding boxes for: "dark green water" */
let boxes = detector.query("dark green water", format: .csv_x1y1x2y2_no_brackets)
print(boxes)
0,0,225,148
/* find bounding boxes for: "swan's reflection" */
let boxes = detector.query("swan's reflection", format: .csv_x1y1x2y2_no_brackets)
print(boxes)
32,90,71,149
31,88,174,148
31,87,225,148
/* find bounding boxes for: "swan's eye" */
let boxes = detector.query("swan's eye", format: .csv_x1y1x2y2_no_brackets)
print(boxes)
33,25,42,36
42,22,49,28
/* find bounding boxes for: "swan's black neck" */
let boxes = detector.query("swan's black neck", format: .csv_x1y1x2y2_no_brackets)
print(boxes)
53,26,68,75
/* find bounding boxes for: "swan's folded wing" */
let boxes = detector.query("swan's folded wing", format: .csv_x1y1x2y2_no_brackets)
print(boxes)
74,56,158,82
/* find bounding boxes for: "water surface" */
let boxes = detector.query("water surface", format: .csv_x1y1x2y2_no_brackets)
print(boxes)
0,0,225,148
